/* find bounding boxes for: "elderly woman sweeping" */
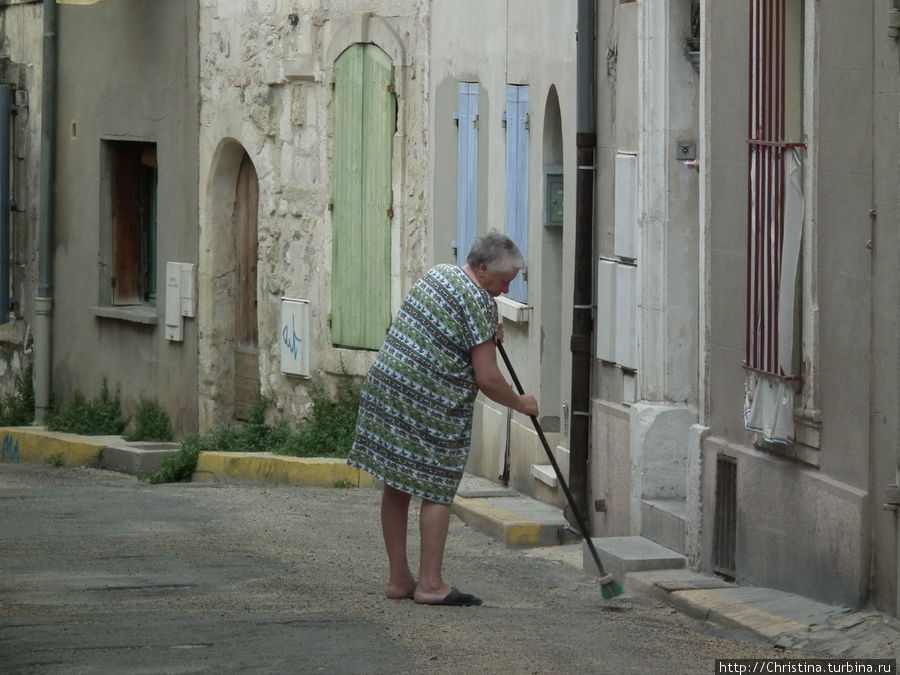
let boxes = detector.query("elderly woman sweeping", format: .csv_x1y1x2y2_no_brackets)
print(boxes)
347,232,539,607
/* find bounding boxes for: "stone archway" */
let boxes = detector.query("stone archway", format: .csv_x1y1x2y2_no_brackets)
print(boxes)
199,139,260,431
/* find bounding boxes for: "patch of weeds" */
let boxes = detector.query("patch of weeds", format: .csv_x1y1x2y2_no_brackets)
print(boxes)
45,379,128,435
44,452,64,467
124,398,173,442
143,379,361,484
333,478,354,489
142,398,285,484
143,434,204,484
0,363,35,427
273,377,361,458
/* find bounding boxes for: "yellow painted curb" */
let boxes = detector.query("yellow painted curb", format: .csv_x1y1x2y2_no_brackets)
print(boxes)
673,588,808,639
452,496,545,547
0,426,106,467
192,451,375,488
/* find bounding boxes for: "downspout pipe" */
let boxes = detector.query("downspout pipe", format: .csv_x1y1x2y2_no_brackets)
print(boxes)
568,0,596,525
1,84,11,325
35,0,58,421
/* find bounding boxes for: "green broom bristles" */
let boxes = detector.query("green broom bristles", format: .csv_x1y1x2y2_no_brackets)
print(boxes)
601,580,625,599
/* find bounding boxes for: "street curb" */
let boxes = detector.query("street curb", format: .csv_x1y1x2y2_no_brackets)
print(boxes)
0,427,374,489
193,451,375,489
1,426,110,467
627,573,805,639
667,587,809,639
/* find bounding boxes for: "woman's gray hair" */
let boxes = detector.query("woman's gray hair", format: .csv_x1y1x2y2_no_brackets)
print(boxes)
466,232,525,274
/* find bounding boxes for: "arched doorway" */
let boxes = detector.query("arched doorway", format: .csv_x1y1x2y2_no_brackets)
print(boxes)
232,152,260,420
199,140,260,430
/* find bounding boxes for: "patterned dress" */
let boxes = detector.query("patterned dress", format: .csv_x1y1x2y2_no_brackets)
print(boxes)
347,264,497,505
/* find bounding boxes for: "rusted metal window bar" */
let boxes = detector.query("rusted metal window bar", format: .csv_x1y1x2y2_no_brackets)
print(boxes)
746,0,804,380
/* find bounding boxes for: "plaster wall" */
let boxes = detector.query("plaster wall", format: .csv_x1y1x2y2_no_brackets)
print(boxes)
590,399,631,536
701,436,870,608
429,0,577,500
699,0,881,608
49,0,199,435
868,0,900,617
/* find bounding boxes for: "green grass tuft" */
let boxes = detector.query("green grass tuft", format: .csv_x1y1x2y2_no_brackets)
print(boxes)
124,397,173,442
0,363,35,427
45,379,128,436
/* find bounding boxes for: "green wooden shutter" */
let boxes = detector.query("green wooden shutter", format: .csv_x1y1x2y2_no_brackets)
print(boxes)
332,44,394,350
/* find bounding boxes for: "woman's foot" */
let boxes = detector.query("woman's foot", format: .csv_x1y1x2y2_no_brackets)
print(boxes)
386,580,416,600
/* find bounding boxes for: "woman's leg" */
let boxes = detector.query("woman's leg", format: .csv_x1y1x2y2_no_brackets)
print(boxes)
381,485,416,598
414,499,452,602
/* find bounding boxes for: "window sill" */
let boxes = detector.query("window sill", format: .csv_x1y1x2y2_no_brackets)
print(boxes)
91,305,158,325
496,296,531,324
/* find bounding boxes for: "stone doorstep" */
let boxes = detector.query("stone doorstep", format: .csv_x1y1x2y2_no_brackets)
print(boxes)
101,442,181,475
641,498,688,556
582,535,687,586
451,494,572,548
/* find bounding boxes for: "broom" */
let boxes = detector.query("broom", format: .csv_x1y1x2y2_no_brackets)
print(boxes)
497,341,624,599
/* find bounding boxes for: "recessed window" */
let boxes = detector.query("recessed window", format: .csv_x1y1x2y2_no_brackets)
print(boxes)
102,140,158,306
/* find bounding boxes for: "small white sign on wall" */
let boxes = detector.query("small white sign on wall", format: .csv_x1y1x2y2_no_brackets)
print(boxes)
280,297,310,378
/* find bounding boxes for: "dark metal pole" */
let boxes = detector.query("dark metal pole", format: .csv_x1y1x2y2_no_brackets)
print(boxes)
35,0,58,420
0,85,11,325
569,0,596,523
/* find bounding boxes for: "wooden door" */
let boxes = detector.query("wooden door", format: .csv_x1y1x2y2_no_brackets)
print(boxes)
233,152,259,420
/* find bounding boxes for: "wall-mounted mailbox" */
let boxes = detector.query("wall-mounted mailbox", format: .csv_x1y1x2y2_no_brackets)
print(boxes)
280,297,310,378
544,165,563,227
165,262,195,342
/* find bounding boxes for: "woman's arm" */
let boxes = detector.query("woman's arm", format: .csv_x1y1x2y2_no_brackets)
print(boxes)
471,339,539,416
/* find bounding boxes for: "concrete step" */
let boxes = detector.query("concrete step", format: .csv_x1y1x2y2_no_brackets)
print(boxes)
641,498,687,555
102,441,181,475
452,473,577,548
582,535,686,586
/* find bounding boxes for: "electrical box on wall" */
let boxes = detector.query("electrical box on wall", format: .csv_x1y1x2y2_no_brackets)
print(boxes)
280,297,310,378
614,152,638,260
596,259,617,362
544,165,563,227
615,262,637,370
164,262,196,342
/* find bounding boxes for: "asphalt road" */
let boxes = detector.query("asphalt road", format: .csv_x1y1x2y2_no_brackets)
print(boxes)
0,463,813,674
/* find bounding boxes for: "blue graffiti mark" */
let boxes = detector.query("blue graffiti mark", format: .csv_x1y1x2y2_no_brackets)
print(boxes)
1,435,20,463
282,315,304,361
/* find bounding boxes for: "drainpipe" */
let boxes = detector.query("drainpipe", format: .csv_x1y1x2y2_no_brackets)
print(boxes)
35,0,58,422
1,84,11,325
568,0,596,524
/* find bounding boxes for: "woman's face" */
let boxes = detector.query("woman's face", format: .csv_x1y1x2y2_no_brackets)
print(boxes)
476,265,520,298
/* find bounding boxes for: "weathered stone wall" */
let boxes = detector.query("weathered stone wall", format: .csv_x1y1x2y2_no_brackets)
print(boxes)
198,1,430,429
0,3,43,399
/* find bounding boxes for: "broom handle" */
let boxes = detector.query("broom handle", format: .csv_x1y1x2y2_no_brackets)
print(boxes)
496,341,610,579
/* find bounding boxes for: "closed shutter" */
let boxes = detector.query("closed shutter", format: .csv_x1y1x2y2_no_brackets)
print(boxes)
110,144,143,304
505,84,529,303
332,44,395,350
455,82,479,266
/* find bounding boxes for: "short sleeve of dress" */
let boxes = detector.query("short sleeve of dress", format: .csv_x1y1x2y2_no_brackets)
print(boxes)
459,283,497,352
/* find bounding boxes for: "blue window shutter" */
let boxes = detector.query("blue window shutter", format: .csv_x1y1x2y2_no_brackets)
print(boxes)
456,82,479,266
505,84,529,303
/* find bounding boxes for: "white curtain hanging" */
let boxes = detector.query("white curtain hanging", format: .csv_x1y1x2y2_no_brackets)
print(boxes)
744,149,804,445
